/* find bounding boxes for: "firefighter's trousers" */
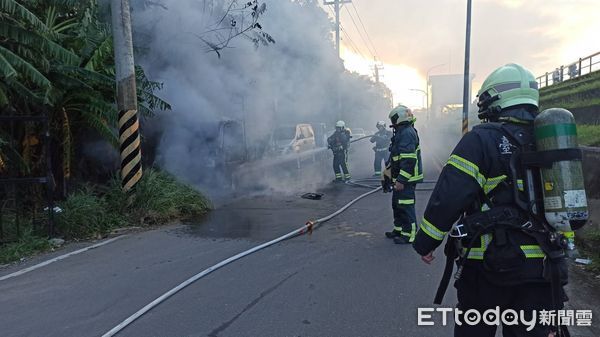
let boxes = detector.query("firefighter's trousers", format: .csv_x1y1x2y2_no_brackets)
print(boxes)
391,183,416,241
454,265,563,337
373,148,388,175
333,150,350,180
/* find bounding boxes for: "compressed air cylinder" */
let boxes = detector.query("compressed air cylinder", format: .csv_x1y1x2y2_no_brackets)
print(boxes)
534,108,589,234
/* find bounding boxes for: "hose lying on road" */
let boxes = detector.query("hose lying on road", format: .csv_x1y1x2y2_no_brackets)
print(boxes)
102,185,381,337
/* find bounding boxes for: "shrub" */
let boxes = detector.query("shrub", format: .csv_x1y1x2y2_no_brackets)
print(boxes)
105,169,212,225
56,187,126,240
579,230,600,273
2,169,211,262
577,125,600,147
0,229,51,265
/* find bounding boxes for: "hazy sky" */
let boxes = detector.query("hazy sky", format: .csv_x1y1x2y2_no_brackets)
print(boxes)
322,0,600,108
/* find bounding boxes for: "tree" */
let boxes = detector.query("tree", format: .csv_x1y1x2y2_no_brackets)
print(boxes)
194,0,275,57
0,0,170,189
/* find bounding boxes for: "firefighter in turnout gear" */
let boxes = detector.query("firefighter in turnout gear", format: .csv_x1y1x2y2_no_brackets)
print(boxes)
413,64,578,337
384,105,423,244
370,121,393,176
327,120,352,182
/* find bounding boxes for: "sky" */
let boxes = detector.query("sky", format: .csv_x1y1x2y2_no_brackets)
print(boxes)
322,0,600,108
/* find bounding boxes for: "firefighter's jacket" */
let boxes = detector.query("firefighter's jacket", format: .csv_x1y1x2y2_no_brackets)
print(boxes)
389,124,423,184
413,108,551,285
327,129,351,153
370,129,393,150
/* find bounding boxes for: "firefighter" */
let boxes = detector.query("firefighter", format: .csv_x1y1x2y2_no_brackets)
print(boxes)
384,105,423,244
413,64,573,337
370,121,393,176
327,120,351,182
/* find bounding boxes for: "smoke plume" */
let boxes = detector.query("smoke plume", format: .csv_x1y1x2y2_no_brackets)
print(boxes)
131,0,392,194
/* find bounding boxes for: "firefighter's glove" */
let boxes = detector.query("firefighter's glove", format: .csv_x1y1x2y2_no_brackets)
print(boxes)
381,165,393,193
394,181,404,191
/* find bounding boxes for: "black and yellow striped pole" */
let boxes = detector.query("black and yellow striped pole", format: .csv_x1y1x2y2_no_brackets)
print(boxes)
111,0,142,192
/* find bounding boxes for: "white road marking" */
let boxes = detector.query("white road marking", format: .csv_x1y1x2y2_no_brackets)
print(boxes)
0,235,127,281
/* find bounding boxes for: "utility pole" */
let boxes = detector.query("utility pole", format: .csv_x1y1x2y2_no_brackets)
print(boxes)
324,0,351,122
372,59,384,84
111,0,142,192
324,0,352,58
461,0,472,135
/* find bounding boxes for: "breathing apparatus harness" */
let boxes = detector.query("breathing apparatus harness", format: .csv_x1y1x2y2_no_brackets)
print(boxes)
372,127,390,152
433,122,582,337
380,121,417,193
328,128,350,153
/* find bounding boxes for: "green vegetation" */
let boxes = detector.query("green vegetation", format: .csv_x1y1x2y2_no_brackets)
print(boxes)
0,0,170,182
1,169,211,264
56,187,126,240
105,170,212,226
58,169,211,240
540,70,600,114
0,1,206,265
577,230,600,274
577,124,600,147
0,229,50,265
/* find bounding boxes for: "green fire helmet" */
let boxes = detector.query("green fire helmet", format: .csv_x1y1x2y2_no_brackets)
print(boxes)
336,120,346,128
389,105,413,126
476,63,539,120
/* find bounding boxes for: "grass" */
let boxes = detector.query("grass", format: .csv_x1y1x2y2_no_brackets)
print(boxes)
56,187,127,240
0,169,211,264
105,169,212,226
577,124,600,147
577,230,600,274
0,229,51,265
540,78,600,103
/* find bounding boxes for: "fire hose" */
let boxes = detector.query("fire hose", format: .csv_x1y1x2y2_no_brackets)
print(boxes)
103,134,436,336
346,177,436,191
102,185,381,337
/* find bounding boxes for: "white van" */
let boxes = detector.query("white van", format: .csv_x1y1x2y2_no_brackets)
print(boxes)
271,124,316,155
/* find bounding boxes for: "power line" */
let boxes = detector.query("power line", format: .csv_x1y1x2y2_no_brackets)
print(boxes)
340,24,366,59
343,5,376,59
323,0,352,58
326,6,366,59
350,1,381,60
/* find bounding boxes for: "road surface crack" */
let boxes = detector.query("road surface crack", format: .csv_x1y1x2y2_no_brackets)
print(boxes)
207,271,299,337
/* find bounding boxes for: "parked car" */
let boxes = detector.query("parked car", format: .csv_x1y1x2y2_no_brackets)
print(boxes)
195,119,247,169
270,124,316,155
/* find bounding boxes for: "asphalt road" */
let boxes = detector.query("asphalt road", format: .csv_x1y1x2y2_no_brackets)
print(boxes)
0,139,598,337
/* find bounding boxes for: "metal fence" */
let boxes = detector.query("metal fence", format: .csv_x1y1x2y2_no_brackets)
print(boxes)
0,115,55,243
537,51,600,89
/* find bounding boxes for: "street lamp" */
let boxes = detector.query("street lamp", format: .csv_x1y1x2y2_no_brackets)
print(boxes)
462,0,472,135
426,63,446,121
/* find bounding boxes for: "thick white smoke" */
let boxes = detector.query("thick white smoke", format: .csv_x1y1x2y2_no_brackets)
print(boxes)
132,0,392,192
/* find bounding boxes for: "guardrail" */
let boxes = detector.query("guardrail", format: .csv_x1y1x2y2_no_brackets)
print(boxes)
537,51,600,89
